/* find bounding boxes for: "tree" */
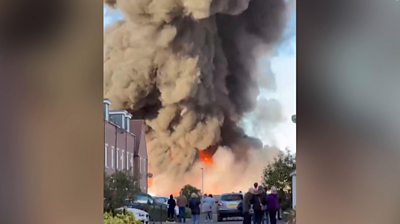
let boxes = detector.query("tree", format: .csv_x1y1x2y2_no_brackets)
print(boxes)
262,149,296,209
104,171,141,211
180,184,201,200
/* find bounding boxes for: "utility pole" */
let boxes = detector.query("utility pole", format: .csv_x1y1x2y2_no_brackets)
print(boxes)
201,167,204,194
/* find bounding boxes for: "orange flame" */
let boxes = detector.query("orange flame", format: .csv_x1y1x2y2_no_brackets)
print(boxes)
148,178,153,188
199,150,214,167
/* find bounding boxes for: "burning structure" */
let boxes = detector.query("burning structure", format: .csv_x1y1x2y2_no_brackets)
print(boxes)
104,0,289,195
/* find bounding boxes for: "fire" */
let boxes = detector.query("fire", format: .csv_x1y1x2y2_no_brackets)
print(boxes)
148,178,153,188
199,150,214,167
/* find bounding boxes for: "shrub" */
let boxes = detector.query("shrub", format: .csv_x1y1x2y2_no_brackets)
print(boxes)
104,212,142,224
282,209,296,224
104,171,141,211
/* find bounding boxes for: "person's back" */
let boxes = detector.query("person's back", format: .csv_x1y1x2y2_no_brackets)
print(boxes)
177,195,187,207
189,194,201,224
266,187,280,224
189,197,201,214
267,193,279,211
167,195,176,221
242,190,254,213
168,197,176,208
242,188,255,224
203,196,215,211
251,187,267,224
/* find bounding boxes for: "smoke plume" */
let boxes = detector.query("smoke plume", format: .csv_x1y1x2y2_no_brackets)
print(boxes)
104,0,288,194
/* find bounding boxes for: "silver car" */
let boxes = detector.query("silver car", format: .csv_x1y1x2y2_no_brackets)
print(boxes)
217,193,243,221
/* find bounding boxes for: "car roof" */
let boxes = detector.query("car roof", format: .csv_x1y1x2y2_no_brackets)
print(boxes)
221,193,242,196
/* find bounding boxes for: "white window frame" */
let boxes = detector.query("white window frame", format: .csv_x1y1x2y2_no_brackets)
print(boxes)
105,144,109,168
130,154,134,169
111,146,115,169
139,158,142,173
121,150,125,170
116,148,120,170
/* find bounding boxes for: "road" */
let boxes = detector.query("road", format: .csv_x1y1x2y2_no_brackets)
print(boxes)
153,213,286,224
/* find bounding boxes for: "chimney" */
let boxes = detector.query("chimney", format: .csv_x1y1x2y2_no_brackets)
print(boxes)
125,112,132,132
103,99,112,121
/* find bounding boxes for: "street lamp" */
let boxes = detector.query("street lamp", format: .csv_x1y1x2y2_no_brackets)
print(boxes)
201,168,204,194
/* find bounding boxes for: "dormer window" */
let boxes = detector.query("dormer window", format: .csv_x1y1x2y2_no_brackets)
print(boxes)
109,110,133,132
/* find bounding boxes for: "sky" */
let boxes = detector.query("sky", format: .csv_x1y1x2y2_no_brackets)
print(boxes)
241,7,296,153
104,4,296,153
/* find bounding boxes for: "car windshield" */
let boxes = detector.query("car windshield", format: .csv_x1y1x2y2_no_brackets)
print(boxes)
155,197,167,203
134,194,152,204
221,194,243,201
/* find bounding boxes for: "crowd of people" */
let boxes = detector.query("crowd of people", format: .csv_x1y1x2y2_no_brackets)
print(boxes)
166,182,282,224
240,183,281,224
167,192,216,224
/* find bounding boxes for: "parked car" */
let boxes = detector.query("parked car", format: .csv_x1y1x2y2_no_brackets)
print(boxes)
115,207,149,224
217,193,243,221
154,196,179,216
125,193,168,221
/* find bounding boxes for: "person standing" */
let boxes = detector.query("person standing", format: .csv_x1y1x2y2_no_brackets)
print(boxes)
204,194,215,222
251,186,267,224
242,188,255,224
168,194,177,221
267,187,280,224
189,193,201,224
264,186,270,224
177,192,188,223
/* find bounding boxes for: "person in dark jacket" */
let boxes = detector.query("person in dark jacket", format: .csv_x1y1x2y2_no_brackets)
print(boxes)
188,193,201,224
264,186,270,224
168,194,177,221
242,188,255,224
267,187,280,224
251,186,267,224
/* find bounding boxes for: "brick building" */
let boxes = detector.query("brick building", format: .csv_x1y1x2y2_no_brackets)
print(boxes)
104,99,148,193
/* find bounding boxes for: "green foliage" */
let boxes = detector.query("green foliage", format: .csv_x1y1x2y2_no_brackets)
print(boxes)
282,209,296,224
104,212,142,224
184,207,192,218
180,184,201,200
104,171,141,211
143,204,168,221
262,149,296,209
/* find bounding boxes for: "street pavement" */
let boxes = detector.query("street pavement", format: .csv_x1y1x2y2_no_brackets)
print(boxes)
151,213,287,224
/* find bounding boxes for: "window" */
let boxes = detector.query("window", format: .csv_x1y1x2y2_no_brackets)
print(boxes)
221,194,243,201
111,146,115,168
130,154,134,169
139,157,142,173
133,194,154,204
126,152,129,170
116,148,120,169
105,144,109,168
120,150,125,170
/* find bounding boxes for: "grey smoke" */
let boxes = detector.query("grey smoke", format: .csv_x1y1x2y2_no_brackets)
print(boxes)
104,0,288,190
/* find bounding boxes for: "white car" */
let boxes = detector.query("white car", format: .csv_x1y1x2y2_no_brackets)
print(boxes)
116,207,149,224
